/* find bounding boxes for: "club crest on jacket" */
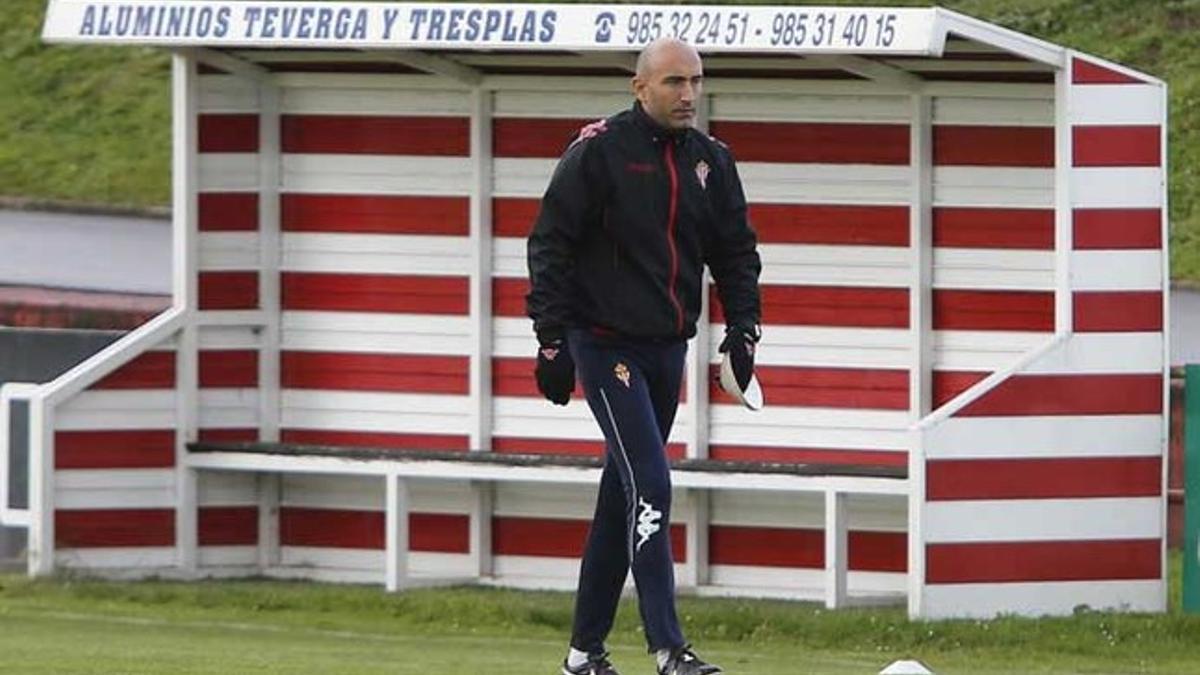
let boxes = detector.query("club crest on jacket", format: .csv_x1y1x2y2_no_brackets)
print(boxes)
614,362,631,388
695,160,710,189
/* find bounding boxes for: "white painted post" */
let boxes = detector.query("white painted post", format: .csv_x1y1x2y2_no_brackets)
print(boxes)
468,87,494,453
385,473,410,592
254,67,284,575
909,93,933,422
681,488,710,589
687,93,714,460
256,473,281,569
27,396,54,576
469,480,494,579
906,92,933,618
257,71,282,444
1053,60,1074,336
824,490,848,609
172,51,200,575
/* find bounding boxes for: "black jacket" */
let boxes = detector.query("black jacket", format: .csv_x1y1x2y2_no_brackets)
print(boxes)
526,102,761,341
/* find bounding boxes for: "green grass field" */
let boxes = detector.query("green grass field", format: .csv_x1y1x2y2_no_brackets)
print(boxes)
2,559,1199,674
1,0,1199,280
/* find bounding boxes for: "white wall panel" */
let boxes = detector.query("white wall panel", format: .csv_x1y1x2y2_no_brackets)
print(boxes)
921,580,1163,619
199,153,259,192
283,312,472,355
282,233,470,276
1068,85,1164,126
198,75,259,113
924,498,1162,543
282,155,471,196
711,94,910,123
282,87,471,116
924,415,1163,460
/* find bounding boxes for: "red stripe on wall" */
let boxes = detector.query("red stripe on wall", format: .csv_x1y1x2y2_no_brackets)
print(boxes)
927,456,1162,501
199,349,258,388
933,126,1054,167
199,193,258,232
197,428,260,443
709,365,908,410
492,357,583,398
749,204,909,246
281,429,469,452
491,437,686,461
1072,58,1146,85
493,517,686,562
926,451,1161,499
281,194,470,235
926,539,1160,583
710,526,906,571
199,114,259,153
934,290,1054,331
958,373,1163,417
711,526,822,568
493,118,593,158
933,371,990,408
282,272,468,314
92,351,174,389
708,121,909,164
279,508,469,552
712,285,909,328
199,506,258,546
282,351,469,394
1073,126,1161,167
281,509,382,549
56,508,174,548
933,208,1054,250
707,445,907,467
199,271,259,310
55,430,175,469
1073,209,1161,249
851,530,908,573
281,115,470,155
1073,291,1163,332
493,198,541,238
492,277,529,317
410,513,471,553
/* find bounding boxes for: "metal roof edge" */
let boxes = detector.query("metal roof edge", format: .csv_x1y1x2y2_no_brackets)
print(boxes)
932,6,1065,68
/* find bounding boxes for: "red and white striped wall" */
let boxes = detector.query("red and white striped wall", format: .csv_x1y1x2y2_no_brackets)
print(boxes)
51,334,262,571
703,86,1054,467
23,43,1166,615
911,53,1167,618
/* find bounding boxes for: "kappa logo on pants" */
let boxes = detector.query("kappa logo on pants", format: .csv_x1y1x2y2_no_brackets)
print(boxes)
635,497,662,551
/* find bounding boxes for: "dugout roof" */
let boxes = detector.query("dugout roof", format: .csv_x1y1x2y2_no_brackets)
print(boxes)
41,2,1113,86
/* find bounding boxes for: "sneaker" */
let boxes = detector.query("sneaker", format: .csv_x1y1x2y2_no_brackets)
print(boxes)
562,651,621,675
657,644,721,675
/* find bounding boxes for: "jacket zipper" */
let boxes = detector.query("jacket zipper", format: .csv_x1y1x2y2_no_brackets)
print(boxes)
663,142,684,335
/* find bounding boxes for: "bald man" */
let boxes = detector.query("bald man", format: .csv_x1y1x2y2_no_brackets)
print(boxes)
527,38,761,675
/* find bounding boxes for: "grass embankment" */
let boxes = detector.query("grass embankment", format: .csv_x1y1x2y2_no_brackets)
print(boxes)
1,558,1199,674
1,0,1197,278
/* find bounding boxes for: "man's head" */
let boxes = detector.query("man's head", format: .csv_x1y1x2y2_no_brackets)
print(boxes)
632,38,703,131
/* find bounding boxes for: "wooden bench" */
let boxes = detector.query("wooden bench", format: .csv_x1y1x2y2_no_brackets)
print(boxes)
187,441,908,608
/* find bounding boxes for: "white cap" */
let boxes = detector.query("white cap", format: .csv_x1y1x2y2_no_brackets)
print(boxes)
718,350,763,411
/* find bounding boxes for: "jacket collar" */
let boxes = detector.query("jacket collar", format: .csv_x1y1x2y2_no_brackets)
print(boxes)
631,101,689,145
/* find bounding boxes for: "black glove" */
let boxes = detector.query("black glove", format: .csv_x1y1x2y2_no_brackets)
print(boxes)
718,324,761,391
535,333,575,406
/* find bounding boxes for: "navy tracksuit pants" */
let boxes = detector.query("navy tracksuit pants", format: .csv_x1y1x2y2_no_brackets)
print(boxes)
567,329,687,654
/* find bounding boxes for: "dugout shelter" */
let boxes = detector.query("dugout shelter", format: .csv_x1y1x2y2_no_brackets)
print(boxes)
1,1,1170,619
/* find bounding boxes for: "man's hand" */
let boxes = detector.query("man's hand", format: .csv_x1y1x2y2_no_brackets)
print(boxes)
718,324,760,391
535,335,575,406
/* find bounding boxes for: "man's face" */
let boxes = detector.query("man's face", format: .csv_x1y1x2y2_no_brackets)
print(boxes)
633,45,704,130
